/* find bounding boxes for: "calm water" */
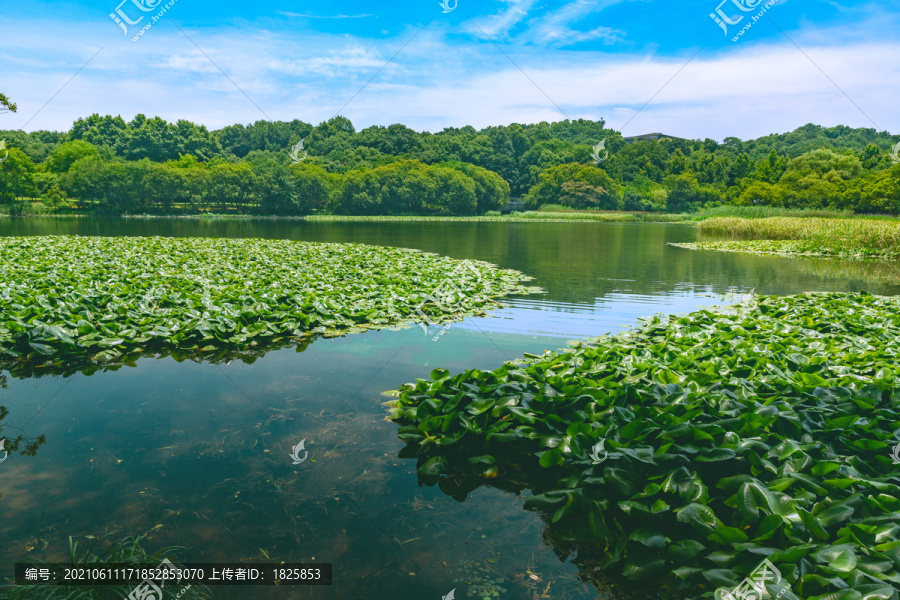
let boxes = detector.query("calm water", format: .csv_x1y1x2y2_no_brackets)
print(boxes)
2,217,899,599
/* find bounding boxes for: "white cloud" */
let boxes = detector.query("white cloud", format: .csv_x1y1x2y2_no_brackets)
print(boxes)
270,47,388,77
327,42,898,139
467,0,628,47
277,12,375,19
0,12,896,141
530,0,627,45
465,0,538,39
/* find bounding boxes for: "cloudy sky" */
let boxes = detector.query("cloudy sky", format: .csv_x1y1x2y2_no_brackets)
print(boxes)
1,0,897,140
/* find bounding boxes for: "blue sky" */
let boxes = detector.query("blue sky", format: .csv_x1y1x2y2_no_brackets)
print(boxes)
1,0,897,140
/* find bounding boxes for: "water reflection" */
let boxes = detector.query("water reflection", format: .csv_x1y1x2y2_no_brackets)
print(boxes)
0,331,605,600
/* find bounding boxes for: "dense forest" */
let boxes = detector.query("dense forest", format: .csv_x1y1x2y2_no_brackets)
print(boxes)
1,109,899,215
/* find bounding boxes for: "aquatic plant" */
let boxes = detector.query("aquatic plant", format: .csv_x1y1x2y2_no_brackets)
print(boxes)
2,534,212,599
689,217,900,259
0,235,539,371
451,559,508,600
388,293,900,600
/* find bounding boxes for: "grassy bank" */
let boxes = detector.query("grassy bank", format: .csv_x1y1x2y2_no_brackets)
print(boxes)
678,216,900,259
387,292,900,600
0,236,539,374
7,205,891,223
303,211,648,222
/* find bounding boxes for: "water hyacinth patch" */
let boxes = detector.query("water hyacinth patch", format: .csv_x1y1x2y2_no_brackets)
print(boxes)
387,293,900,600
0,235,539,370
674,239,900,260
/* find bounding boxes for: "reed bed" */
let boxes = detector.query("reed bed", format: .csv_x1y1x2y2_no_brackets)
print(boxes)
696,216,900,258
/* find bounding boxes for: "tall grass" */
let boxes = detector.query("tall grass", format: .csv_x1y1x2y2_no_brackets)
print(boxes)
699,216,900,256
2,535,212,599
693,205,859,220
517,210,639,222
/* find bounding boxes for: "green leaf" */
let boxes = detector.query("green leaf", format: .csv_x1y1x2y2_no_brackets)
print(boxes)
539,448,563,468
628,529,668,548
677,503,719,533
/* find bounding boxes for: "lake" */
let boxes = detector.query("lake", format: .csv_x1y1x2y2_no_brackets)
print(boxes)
2,217,898,599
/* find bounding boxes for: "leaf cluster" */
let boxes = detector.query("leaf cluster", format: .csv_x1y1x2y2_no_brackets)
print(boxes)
389,293,900,599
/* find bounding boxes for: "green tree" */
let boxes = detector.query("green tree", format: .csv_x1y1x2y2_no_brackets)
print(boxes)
558,180,614,210
662,173,701,212
0,148,38,206
0,93,17,113
441,161,510,213
335,169,383,215
289,163,333,213
726,153,753,186
206,162,254,212
429,166,477,215
41,185,68,210
124,115,176,162
517,139,585,194
141,162,189,213
615,141,669,183
45,140,100,173
735,181,783,206
68,114,128,153
525,163,621,209
666,148,691,176
859,143,883,170
252,162,296,214
358,123,422,155
312,116,356,141
784,147,862,181
755,149,789,183
173,120,222,161
59,155,108,210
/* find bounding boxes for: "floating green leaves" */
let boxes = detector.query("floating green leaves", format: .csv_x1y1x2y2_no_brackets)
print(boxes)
0,235,539,371
451,559,507,599
674,239,900,260
389,293,900,599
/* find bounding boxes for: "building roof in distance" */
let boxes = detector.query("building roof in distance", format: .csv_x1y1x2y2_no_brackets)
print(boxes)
622,132,684,142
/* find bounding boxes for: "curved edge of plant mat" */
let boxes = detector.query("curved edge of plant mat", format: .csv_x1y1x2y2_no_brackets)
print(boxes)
387,292,900,600
0,235,542,377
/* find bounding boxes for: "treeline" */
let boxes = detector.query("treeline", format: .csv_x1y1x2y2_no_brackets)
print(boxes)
1,114,899,215
0,147,508,215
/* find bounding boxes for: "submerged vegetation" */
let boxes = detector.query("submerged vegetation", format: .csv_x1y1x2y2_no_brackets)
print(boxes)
679,216,900,259
0,236,538,373
3,535,212,599
388,293,900,600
